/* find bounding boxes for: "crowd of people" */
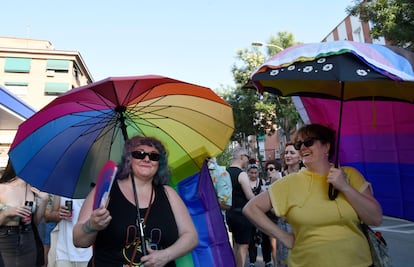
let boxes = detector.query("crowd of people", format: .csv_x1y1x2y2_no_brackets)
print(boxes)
0,124,383,267
209,123,383,267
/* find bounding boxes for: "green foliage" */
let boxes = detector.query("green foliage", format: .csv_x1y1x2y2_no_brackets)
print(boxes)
347,0,414,51
224,31,303,155
215,144,233,167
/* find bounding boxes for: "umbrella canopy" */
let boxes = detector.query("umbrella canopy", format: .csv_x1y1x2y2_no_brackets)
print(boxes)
251,40,414,101
248,40,414,199
9,75,234,198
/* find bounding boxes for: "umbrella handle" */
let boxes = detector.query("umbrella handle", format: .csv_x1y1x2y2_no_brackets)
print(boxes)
328,183,339,200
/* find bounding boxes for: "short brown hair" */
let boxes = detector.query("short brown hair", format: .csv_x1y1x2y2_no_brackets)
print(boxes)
293,124,336,160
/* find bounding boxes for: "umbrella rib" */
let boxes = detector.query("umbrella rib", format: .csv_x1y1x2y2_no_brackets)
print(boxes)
59,109,121,141
120,79,140,107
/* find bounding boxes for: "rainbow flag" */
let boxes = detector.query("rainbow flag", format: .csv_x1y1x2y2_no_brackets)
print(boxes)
175,161,235,266
296,97,414,221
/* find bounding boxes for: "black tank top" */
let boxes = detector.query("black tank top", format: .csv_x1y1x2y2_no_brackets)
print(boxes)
90,181,178,267
227,166,248,210
251,179,263,196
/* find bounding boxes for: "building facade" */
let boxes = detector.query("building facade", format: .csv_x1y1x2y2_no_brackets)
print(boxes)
322,13,386,45
0,37,93,110
0,36,94,167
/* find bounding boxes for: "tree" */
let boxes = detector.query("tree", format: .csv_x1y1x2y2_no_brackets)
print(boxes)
223,32,302,162
347,0,414,51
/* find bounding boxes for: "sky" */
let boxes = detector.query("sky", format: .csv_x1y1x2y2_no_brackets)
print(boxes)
1,0,354,90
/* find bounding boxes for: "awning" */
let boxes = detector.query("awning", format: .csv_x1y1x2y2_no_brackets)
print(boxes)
0,85,35,130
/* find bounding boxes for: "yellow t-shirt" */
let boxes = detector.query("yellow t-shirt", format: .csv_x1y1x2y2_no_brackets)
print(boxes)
268,166,372,267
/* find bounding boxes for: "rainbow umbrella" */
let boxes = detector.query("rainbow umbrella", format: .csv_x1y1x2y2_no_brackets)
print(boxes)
8,75,234,198
249,40,414,199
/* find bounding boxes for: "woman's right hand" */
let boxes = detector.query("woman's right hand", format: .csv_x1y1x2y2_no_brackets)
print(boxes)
280,231,295,249
58,206,72,220
89,206,112,231
11,205,32,219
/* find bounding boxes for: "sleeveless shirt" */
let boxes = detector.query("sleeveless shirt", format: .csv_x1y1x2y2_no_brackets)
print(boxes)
227,166,248,210
90,181,178,267
251,178,263,196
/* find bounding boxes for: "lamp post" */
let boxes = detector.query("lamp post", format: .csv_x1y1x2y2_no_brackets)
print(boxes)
251,41,285,164
251,41,284,51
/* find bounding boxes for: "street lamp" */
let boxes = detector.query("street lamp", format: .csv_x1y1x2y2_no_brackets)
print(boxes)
251,41,284,51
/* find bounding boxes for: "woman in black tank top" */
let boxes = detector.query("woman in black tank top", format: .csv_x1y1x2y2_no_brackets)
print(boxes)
73,136,198,267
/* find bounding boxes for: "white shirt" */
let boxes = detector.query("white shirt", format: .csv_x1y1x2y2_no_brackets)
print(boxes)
55,197,92,262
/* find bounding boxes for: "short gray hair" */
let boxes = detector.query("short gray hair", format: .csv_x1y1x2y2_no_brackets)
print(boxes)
231,146,247,159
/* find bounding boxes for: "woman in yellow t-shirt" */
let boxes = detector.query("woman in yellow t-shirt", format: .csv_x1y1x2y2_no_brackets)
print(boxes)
243,124,383,267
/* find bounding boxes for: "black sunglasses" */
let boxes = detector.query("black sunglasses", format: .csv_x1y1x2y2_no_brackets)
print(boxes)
131,151,160,161
294,138,319,150
266,167,276,172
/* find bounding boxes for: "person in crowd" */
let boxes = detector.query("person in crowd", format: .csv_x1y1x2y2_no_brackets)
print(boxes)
45,196,92,267
208,157,233,245
243,123,383,267
282,142,303,176
208,157,232,212
226,147,255,267
265,160,282,185
37,194,57,267
246,163,265,267
73,135,198,267
276,142,303,267
0,160,49,267
259,160,282,267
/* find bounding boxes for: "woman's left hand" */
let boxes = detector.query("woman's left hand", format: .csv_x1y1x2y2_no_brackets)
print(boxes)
327,167,350,192
140,246,172,267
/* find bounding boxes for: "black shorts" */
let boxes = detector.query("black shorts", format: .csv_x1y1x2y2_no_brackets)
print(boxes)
226,209,252,244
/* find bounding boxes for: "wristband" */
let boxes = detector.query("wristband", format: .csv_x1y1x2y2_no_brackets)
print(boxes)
82,219,98,234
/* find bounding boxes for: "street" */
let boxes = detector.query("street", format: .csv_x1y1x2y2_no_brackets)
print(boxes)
374,216,414,267
245,216,414,267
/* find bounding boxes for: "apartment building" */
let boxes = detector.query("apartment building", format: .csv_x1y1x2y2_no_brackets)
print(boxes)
0,36,93,110
322,13,386,45
0,36,94,167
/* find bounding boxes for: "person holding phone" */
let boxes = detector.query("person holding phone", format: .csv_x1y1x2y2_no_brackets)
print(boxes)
45,196,92,267
0,161,48,267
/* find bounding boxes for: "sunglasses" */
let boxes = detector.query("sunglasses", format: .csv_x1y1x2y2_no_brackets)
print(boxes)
131,151,160,161
294,138,319,150
266,167,276,172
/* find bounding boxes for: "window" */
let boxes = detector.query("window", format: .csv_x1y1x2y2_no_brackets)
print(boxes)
46,59,70,72
5,81,29,96
44,82,69,95
353,27,363,43
72,63,81,80
4,58,31,73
